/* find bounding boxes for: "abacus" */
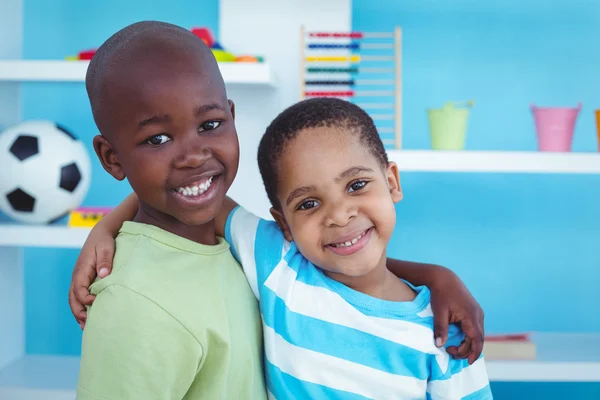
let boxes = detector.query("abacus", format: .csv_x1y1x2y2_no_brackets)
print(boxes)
300,27,402,149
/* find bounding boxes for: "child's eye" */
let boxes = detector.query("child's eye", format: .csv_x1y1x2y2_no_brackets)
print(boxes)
348,180,367,193
199,121,221,132
145,134,171,146
298,199,319,210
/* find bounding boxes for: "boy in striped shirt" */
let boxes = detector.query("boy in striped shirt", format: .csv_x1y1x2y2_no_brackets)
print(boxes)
223,98,492,399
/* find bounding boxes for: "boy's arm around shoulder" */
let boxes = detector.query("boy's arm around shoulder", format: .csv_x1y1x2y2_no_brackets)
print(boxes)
426,325,493,400
77,285,203,400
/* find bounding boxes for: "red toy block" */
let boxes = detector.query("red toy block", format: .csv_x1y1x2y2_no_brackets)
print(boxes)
191,27,215,48
78,49,97,60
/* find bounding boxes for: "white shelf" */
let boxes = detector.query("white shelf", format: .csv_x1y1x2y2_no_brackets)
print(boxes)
0,333,596,400
485,333,600,382
388,150,600,174
0,225,90,248
0,60,274,85
0,355,79,400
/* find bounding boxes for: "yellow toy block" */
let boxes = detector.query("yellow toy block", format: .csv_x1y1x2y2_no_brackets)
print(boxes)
68,207,112,228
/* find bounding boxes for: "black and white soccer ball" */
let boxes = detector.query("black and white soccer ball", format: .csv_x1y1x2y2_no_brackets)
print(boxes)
0,120,91,224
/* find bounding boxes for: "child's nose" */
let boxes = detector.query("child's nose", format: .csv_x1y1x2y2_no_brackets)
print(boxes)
324,200,358,227
173,135,211,169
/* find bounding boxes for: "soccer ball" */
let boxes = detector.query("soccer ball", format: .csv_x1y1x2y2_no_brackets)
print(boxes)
0,120,92,224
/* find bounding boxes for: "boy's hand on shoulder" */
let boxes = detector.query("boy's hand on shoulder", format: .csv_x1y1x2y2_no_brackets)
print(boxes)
68,225,116,329
429,268,484,365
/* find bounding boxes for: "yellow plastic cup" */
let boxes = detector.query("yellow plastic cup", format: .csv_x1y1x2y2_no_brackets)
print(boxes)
428,101,473,150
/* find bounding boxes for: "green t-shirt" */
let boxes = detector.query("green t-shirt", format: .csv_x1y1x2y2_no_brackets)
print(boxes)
76,221,266,400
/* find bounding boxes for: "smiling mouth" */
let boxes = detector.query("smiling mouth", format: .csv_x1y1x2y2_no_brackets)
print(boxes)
173,176,215,197
329,229,370,248
325,227,373,256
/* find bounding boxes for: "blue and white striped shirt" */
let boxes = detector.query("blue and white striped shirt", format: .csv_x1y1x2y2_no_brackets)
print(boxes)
225,206,492,399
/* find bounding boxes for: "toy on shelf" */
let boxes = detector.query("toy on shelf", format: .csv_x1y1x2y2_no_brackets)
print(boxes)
66,28,264,63
65,49,97,61
68,207,113,228
192,27,215,47
300,27,402,149
427,101,474,151
531,103,581,152
191,27,264,63
0,121,91,224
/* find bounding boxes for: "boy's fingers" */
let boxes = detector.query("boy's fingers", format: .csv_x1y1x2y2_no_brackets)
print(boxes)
72,256,99,305
461,317,485,363
469,336,484,365
69,284,90,326
96,244,115,278
75,285,96,306
446,345,459,357
431,304,449,347
454,336,472,358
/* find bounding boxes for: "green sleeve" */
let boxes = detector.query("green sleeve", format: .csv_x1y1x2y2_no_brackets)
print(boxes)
76,285,203,400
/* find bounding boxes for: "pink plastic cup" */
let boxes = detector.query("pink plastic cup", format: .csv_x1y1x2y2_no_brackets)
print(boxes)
531,103,581,152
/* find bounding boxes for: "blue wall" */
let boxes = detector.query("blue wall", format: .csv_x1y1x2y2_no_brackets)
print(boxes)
22,0,219,355
352,0,600,398
352,0,600,332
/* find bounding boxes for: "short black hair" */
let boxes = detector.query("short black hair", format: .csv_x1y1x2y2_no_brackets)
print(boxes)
257,97,389,210
86,21,216,137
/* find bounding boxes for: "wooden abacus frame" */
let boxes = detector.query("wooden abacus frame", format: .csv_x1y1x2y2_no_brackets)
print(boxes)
300,26,403,149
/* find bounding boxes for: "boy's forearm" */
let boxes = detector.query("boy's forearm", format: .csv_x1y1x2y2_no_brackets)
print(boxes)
387,259,452,288
100,193,139,236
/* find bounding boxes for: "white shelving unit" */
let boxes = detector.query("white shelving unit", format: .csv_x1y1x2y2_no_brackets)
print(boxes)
0,225,90,248
0,334,597,399
388,150,600,174
0,59,275,85
486,333,600,382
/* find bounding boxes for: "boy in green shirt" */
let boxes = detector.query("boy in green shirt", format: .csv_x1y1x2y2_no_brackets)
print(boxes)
73,20,484,400
76,21,265,399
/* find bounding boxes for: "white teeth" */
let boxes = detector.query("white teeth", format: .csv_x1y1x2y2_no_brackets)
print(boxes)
332,231,366,248
175,176,214,197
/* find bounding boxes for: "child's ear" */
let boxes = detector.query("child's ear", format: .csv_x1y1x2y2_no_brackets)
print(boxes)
386,161,403,203
228,99,236,120
270,207,293,242
93,135,125,181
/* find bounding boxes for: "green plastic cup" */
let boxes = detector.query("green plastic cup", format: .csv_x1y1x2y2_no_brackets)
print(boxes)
428,101,473,150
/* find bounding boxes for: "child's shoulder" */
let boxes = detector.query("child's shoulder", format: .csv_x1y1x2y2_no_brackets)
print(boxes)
226,206,289,252
91,222,236,296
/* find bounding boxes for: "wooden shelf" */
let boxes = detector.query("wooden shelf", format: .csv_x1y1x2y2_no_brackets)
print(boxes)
0,225,90,248
388,150,600,174
0,60,274,85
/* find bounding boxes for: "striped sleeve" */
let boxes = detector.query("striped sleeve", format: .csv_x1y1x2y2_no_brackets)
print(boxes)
427,326,493,399
224,206,286,300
